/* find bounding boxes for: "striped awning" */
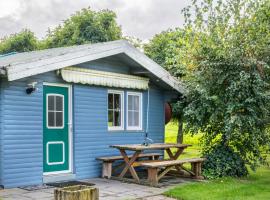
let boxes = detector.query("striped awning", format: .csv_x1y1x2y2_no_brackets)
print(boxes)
61,67,149,90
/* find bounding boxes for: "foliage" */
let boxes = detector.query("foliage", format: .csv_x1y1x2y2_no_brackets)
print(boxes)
0,29,39,54
43,8,122,48
202,143,248,178
144,29,187,78
180,0,270,176
123,36,143,50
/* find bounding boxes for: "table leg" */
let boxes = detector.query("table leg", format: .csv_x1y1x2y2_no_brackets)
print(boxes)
166,148,185,160
166,148,185,173
119,149,142,182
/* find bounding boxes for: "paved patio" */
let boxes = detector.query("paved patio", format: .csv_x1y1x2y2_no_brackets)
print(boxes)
0,178,189,200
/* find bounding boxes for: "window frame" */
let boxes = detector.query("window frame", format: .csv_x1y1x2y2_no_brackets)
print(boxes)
107,90,124,131
46,93,65,129
126,92,143,131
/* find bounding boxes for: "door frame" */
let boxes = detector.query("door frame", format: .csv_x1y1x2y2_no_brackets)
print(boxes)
43,82,73,176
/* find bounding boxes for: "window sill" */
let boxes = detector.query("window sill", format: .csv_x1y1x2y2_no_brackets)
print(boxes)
107,129,145,133
108,128,125,131
126,127,143,131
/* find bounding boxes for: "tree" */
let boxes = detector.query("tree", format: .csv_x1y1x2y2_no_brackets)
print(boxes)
144,29,188,143
181,0,270,177
0,29,39,54
43,8,122,48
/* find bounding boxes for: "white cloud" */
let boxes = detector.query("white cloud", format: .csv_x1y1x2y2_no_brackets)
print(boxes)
0,0,190,40
0,0,22,18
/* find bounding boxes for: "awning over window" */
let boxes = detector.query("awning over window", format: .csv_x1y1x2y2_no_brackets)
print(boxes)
61,67,149,90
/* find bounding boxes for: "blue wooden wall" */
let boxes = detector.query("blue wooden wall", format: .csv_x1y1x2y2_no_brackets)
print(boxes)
0,59,166,188
0,79,3,187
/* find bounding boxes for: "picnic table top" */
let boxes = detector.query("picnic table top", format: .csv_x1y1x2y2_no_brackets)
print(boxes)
110,143,192,151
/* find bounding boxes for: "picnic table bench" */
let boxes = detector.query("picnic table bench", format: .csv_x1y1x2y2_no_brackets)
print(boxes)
102,143,206,186
96,153,161,178
141,158,206,186
109,143,192,183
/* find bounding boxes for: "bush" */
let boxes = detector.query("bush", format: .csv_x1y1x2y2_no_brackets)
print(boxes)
202,143,248,179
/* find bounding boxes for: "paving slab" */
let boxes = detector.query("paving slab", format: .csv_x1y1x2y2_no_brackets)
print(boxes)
0,178,186,200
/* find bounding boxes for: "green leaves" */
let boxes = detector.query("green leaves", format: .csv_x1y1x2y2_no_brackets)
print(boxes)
44,8,122,48
202,143,248,179
144,0,270,177
182,0,270,175
0,29,38,54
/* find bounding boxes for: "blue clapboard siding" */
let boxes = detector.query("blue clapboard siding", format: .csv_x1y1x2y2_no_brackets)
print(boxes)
0,72,64,188
73,85,164,179
79,59,130,74
0,79,3,186
0,58,165,188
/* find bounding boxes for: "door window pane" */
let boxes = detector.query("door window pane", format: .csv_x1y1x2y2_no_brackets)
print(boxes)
48,96,54,110
56,112,63,127
47,94,64,128
108,91,123,130
48,111,55,127
56,96,63,111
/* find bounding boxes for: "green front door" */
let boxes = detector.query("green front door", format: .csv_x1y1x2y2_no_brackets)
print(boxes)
43,85,70,173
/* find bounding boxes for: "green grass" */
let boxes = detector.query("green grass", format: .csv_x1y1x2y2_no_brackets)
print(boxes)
164,122,270,200
165,122,202,158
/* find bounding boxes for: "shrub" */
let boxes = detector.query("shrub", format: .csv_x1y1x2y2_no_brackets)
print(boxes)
202,143,248,179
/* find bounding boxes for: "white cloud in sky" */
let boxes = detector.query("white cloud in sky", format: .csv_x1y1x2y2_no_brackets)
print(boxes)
0,0,22,18
0,0,190,40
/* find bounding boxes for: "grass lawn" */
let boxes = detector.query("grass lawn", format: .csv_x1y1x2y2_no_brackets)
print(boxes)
164,122,270,200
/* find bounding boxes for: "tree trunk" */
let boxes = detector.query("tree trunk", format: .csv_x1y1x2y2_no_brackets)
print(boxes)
177,117,183,144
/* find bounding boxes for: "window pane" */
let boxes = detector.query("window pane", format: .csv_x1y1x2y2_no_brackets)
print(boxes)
108,92,123,129
108,94,113,109
56,96,63,111
128,111,133,126
114,94,121,109
48,96,54,111
48,111,55,127
133,96,139,111
133,111,139,126
128,95,139,111
128,111,139,127
56,112,63,127
114,111,121,126
108,110,113,127
128,95,133,110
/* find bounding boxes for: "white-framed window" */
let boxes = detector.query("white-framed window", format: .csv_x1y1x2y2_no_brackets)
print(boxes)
108,90,124,131
127,92,143,130
47,94,64,129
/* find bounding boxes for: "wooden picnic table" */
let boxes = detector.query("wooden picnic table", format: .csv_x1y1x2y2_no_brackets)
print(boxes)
110,143,191,183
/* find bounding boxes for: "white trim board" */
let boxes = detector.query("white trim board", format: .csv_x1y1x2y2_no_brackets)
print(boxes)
0,40,186,94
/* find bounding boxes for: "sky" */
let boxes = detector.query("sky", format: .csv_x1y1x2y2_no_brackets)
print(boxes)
0,0,190,41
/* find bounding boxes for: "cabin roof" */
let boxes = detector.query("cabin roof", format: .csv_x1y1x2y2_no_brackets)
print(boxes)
0,40,186,94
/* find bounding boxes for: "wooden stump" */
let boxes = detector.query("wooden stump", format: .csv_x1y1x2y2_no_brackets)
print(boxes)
54,185,99,200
